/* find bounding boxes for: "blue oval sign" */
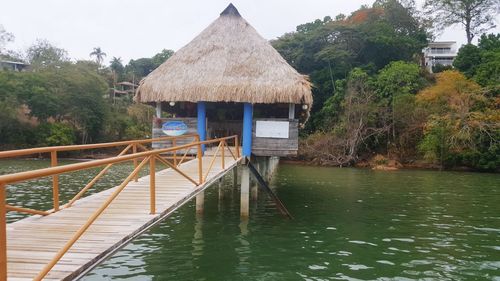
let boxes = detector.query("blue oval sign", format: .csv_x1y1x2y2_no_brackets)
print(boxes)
162,121,188,136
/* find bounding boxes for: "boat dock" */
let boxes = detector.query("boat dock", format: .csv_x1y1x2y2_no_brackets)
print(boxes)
0,135,240,280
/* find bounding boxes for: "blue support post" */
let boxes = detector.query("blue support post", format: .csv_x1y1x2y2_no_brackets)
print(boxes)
197,102,206,153
242,103,253,157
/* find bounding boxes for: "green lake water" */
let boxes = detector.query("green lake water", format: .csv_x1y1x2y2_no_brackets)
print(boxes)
1,160,499,280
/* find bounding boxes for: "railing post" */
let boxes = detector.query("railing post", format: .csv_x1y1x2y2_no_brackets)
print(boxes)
235,135,240,158
172,138,177,166
0,183,6,280
50,151,59,212
149,156,156,215
132,143,138,182
196,135,203,184
221,140,225,169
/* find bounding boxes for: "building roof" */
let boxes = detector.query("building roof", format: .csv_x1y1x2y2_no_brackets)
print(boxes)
117,81,138,87
134,3,312,107
0,60,29,66
427,41,456,47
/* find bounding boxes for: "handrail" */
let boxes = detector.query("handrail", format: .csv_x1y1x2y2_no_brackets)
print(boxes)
0,136,238,185
0,134,199,212
0,134,240,280
5,204,50,216
135,142,196,167
0,134,198,159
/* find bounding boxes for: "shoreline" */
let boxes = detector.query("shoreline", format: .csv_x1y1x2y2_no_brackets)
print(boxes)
280,159,499,173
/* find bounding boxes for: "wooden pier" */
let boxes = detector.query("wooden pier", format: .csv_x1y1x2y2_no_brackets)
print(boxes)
0,135,240,280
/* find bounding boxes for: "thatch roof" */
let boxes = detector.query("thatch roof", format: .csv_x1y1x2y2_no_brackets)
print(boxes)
135,3,312,107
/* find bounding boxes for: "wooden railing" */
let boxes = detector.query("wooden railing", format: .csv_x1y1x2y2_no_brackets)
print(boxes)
0,134,240,280
0,134,197,214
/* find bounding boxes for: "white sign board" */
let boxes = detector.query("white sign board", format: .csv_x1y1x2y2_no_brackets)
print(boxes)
255,121,289,138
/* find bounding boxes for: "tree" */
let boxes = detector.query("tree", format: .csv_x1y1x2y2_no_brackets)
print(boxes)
474,49,500,86
454,44,481,77
35,123,75,146
90,47,107,66
125,58,155,79
0,24,14,54
272,0,429,132
24,62,109,143
375,61,426,148
424,0,500,44
54,63,109,143
124,49,174,80
26,39,69,69
474,33,500,86
376,61,424,100
300,69,390,165
417,70,498,170
151,49,174,67
110,57,124,82
454,33,500,86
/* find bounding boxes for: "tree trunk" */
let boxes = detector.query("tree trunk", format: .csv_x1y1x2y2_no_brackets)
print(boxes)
465,8,473,44
466,23,473,44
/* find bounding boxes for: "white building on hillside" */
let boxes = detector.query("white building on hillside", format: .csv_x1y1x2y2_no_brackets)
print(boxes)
0,60,29,71
423,41,458,73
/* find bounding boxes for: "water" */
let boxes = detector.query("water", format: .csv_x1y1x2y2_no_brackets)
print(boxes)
2,160,499,280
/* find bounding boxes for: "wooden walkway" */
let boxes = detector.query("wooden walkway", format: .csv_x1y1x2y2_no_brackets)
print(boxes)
6,155,239,280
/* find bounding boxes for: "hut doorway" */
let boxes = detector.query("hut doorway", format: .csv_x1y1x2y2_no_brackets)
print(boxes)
205,102,243,140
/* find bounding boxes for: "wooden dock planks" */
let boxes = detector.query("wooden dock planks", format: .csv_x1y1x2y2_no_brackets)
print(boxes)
7,155,239,280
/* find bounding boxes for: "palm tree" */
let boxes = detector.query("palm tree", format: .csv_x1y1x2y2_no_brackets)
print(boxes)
110,57,123,72
89,47,107,66
110,56,124,83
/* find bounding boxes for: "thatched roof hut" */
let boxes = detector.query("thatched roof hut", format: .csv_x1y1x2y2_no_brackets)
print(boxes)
134,3,312,108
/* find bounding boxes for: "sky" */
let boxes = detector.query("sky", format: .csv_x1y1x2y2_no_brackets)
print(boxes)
1,0,499,64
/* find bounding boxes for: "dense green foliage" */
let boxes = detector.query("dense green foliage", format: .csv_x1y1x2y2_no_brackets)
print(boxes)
0,63,106,146
123,49,174,80
272,0,429,133
417,71,499,170
273,0,498,171
0,39,160,149
454,34,500,87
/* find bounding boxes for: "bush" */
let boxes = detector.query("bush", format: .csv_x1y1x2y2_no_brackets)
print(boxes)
35,123,76,146
432,64,453,73
372,154,388,165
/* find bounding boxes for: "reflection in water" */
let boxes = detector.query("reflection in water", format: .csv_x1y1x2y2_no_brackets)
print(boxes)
236,218,250,277
192,214,204,258
218,180,224,212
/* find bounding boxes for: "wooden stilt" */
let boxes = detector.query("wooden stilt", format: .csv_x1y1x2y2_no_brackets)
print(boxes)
240,166,250,217
196,191,204,214
218,179,224,200
233,166,238,188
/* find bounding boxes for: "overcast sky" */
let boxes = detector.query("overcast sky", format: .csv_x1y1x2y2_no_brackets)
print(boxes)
1,0,499,64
